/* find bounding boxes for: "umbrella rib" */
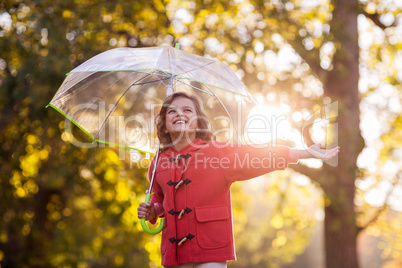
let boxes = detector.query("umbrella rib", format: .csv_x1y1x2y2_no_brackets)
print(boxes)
175,60,215,78
51,72,108,104
153,69,176,88
174,78,214,96
94,73,152,140
52,70,162,106
203,83,242,143
56,71,136,127
131,76,170,87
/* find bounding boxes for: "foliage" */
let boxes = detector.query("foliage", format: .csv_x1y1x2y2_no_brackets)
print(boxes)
232,171,322,268
1,0,401,267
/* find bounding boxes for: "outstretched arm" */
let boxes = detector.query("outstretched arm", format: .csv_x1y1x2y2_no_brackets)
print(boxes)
298,144,340,160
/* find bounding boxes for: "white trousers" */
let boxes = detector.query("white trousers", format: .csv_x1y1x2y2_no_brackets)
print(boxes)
164,262,227,268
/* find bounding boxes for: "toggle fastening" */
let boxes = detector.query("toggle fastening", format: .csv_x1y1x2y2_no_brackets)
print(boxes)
169,153,192,163
169,234,195,246
167,178,192,188
168,207,192,219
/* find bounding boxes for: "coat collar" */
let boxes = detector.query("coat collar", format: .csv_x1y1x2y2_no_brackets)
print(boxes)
165,138,208,156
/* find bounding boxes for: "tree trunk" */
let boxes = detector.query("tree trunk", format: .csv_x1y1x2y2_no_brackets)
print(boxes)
322,0,364,267
323,174,359,268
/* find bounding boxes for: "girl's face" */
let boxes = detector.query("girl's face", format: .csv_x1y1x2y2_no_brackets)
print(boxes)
165,97,198,138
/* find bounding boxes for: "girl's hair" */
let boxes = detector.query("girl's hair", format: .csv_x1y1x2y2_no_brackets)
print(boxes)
156,92,213,150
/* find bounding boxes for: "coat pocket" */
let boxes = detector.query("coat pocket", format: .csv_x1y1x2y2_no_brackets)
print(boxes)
195,205,230,249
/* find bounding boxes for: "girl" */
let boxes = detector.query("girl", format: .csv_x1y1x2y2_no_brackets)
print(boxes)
137,92,339,268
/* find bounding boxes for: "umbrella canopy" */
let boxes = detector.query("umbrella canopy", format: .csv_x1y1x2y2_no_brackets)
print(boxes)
48,46,254,153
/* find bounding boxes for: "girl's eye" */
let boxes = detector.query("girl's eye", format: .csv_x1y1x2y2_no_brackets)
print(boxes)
185,109,193,112
167,109,175,114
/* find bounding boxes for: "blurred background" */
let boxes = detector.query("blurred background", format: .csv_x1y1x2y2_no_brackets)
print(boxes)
0,0,401,267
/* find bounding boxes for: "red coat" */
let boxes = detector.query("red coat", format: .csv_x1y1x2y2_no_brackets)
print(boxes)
149,138,296,266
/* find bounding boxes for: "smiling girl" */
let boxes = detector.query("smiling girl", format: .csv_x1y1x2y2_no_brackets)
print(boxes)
137,92,339,268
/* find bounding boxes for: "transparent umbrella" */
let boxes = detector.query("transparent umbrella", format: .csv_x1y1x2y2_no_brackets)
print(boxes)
48,45,255,233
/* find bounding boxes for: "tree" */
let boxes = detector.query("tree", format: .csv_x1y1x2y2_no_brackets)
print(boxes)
242,0,402,267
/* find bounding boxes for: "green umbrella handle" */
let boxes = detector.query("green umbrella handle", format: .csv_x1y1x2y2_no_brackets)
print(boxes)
140,193,164,235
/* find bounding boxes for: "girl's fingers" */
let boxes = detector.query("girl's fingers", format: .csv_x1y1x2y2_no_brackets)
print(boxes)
322,147,340,160
139,202,153,210
309,145,339,160
138,210,150,218
137,202,152,219
137,203,156,220
138,206,151,212
138,208,150,214
310,145,340,160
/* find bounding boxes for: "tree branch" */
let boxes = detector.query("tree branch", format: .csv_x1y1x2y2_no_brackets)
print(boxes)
357,174,401,234
287,37,328,80
252,1,328,80
358,4,399,30
362,11,388,30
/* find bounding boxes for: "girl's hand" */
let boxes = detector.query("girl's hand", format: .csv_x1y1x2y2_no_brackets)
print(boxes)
305,144,340,160
137,201,157,221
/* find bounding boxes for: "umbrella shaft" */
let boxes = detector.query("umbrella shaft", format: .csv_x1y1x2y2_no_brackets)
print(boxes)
148,141,161,194
167,75,173,96
148,75,173,194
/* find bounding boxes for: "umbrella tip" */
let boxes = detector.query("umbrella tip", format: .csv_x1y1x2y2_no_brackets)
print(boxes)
175,43,180,49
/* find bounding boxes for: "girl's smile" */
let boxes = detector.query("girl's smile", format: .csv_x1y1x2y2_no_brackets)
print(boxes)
165,97,198,140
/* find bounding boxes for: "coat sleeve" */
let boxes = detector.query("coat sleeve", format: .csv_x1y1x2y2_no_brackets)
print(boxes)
148,156,165,224
217,143,295,183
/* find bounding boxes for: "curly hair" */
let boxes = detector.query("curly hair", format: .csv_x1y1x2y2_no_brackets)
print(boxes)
155,92,213,150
